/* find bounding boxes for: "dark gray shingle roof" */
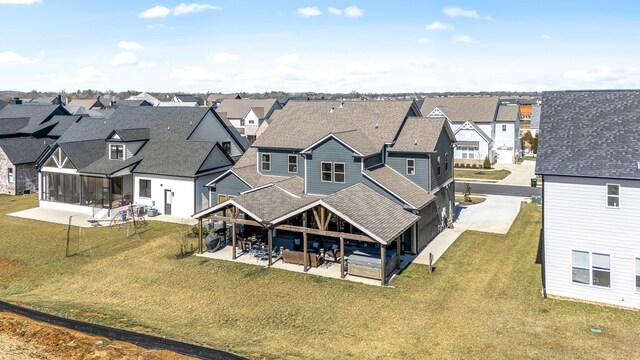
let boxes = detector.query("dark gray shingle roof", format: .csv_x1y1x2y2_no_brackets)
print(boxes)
111,128,150,142
0,137,53,164
389,117,450,153
530,106,541,129
536,90,640,180
363,165,435,209
0,104,66,136
421,96,499,122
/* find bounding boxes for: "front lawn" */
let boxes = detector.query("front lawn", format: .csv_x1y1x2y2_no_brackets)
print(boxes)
455,168,511,181
455,194,486,205
1,195,639,359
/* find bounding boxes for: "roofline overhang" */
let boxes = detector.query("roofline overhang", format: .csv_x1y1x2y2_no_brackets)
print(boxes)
361,170,418,211
534,172,640,181
300,133,364,157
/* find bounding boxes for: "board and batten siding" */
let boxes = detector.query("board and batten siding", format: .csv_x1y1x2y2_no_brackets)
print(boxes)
256,148,304,177
543,175,640,308
304,138,362,196
210,172,251,206
386,152,429,191
363,153,382,169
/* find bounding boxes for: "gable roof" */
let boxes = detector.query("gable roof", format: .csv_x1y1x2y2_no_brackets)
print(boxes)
68,99,105,109
109,128,150,142
115,99,153,107
421,96,499,122
496,104,519,121
207,93,241,104
453,121,492,143
389,117,454,153
0,104,67,137
46,115,82,138
215,99,279,119
536,90,640,180
0,137,53,165
175,94,205,105
253,100,416,150
363,165,435,209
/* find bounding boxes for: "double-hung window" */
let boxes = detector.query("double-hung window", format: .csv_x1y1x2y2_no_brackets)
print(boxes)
288,155,298,173
502,124,507,132
222,142,231,155
571,250,611,287
139,179,151,198
607,184,620,207
406,159,415,175
110,144,124,160
437,156,441,175
261,153,271,172
334,163,345,183
445,153,449,171
321,162,332,182
321,162,345,183
7,168,13,183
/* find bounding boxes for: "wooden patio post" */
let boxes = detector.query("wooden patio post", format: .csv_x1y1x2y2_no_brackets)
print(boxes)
267,228,273,267
232,221,237,260
198,218,203,254
303,231,308,272
340,237,345,278
222,209,227,243
396,236,401,269
380,244,387,286
411,224,416,254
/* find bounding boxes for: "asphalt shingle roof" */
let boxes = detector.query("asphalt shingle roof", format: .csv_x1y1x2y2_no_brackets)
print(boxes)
363,165,435,209
0,104,64,136
421,96,499,122
0,137,53,164
111,128,150,142
536,90,640,180
58,140,106,169
496,104,520,121
215,99,279,119
233,186,318,224
389,117,449,153
0,118,29,136
45,115,82,138
115,99,152,107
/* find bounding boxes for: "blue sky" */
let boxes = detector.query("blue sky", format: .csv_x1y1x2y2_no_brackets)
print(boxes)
1,0,639,93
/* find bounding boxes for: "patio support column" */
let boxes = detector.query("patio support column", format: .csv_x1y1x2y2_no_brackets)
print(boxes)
396,236,401,269
222,209,227,243
303,231,308,272
232,221,237,260
198,218,203,254
340,237,345,278
267,228,273,267
411,224,416,254
380,244,387,286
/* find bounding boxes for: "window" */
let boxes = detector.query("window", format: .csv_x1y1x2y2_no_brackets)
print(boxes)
502,124,507,132
260,153,271,172
288,155,298,173
445,153,449,171
460,146,478,159
240,118,245,126
437,156,441,175
139,179,151,198
607,184,620,207
110,144,124,160
636,258,640,293
222,142,231,155
334,163,345,183
406,159,415,175
218,194,228,204
321,162,332,182
571,250,611,288
248,119,255,124
7,168,13,183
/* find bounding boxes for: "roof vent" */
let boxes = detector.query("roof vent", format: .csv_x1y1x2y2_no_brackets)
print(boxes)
103,121,106,125
189,121,193,126
167,126,170,131
339,101,344,108
375,122,379,128
414,139,418,145
330,107,334,113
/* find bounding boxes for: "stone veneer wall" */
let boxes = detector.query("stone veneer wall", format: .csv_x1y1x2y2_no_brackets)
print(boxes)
0,147,16,195
16,163,39,194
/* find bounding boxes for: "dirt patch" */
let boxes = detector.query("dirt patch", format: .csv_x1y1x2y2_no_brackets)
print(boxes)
0,259,19,269
0,311,194,359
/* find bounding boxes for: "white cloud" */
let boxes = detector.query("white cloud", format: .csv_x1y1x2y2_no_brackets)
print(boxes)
442,7,491,20
297,6,321,17
327,7,341,15
213,52,240,63
417,38,431,44
563,66,624,82
173,3,220,16
453,35,476,43
0,0,42,4
344,62,391,74
170,66,219,84
275,54,299,65
344,6,363,18
52,67,108,86
139,3,218,18
540,34,552,40
118,41,143,51
0,51,40,64
139,5,171,18
111,52,137,66
138,61,157,69
426,21,452,30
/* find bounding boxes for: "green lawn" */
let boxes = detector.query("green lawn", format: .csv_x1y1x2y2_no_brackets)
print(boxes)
455,169,511,181
1,195,640,359
522,156,538,161
455,195,486,205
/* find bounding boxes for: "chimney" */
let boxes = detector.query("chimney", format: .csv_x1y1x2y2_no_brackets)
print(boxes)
12,97,22,105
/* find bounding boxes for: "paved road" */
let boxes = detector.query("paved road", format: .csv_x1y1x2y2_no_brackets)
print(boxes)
455,182,541,197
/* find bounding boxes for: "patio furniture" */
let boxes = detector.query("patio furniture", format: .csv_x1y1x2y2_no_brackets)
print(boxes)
310,241,320,253
281,249,324,267
205,233,223,253
347,248,398,280
325,244,342,262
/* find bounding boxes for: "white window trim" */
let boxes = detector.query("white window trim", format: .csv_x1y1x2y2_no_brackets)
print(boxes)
333,162,346,184
320,161,333,183
606,183,620,208
7,168,14,183
502,124,507,132
288,155,298,173
109,144,125,161
406,159,415,176
571,250,612,289
138,178,152,199
261,153,271,172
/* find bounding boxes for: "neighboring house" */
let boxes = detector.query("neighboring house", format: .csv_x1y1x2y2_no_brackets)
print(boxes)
529,105,540,137
0,103,75,195
215,99,282,142
195,101,457,285
29,95,65,106
206,93,242,108
67,97,106,110
113,99,153,107
172,94,205,106
126,92,161,106
536,90,640,309
38,107,250,219
421,96,520,164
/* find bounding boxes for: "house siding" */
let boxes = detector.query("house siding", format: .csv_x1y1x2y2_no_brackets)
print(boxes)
188,111,244,157
416,185,454,252
257,148,304,177
133,174,195,218
431,128,455,191
543,175,640,309
363,153,383,169
386,152,429,191
210,172,251,206
304,138,362,196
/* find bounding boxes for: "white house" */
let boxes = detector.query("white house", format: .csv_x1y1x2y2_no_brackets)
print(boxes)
126,92,161,106
421,96,520,164
537,90,640,309
215,99,281,142
38,107,249,219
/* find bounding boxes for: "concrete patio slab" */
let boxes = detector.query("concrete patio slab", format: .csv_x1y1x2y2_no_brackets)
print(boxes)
8,207,96,228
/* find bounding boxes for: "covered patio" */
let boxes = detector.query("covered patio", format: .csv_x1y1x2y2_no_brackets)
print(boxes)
193,183,419,286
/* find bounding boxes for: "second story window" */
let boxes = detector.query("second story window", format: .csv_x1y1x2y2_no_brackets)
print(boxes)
222,142,231,155
406,159,415,175
607,184,619,207
110,144,124,160
321,162,345,183
321,162,332,182
334,163,345,183
260,153,271,172
437,156,441,175
288,155,298,173
240,118,245,126
502,124,507,132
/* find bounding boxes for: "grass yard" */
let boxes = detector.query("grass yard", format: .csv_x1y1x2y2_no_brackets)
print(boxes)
1,195,640,359
522,156,538,161
455,194,486,205
455,168,511,181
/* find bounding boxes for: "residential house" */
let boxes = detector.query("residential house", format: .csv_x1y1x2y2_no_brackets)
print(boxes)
421,96,520,164
29,95,65,106
215,98,282,142
112,99,153,107
529,105,540,137
126,92,161,106
67,97,107,110
537,90,640,309
172,94,205,106
38,107,249,219
0,103,76,195
194,100,456,285
206,93,241,108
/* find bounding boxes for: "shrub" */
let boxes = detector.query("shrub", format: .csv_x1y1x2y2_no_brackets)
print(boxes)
471,164,478,169
483,156,491,169
464,182,472,203
191,224,210,237
465,163,471,168
454,163,460,168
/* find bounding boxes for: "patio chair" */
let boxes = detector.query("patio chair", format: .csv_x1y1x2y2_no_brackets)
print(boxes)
325,244,341,262
311,241,320,253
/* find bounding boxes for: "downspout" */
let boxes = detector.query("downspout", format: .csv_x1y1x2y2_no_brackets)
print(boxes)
541,174,547,299
193,177,198,215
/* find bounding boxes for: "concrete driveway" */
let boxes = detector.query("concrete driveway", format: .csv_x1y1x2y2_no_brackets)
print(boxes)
496,160,536,186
